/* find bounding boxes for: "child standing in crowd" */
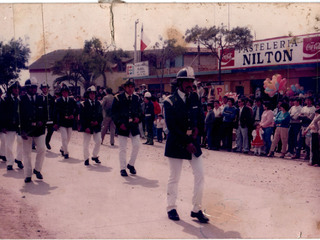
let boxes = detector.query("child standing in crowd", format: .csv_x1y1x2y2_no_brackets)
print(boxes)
156,114,165,143
251,123,264,156
268,103,290,158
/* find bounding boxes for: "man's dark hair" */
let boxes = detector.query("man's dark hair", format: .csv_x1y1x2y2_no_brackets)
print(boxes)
228,98,235,104
106,88,113,94
280,102,290,112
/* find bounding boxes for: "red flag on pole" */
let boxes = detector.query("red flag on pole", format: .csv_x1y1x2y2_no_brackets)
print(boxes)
140,24,151,52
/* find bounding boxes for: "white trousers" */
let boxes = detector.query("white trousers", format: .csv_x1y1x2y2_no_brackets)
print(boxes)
60,127,72,155
118,134,140,170
22,135,46,178
167,155,204,212
5,131,23,166
0,133,6,156
83,132,101,160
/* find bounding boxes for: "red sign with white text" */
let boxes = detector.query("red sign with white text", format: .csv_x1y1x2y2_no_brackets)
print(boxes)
221,48,235,67
303,36,320,60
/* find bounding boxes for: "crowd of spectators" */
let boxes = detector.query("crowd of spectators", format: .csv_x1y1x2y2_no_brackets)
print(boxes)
133,81,320,168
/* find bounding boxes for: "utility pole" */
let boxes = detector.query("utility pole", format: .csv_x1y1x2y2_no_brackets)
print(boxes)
134,19,139,64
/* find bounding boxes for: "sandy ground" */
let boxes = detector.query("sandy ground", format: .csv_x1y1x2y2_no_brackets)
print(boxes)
0,130,320,239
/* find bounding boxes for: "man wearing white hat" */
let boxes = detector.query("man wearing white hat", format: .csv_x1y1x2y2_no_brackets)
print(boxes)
53,85,77,159
40,82,55,150
143,91,155,145
80,85,103,166
164,66,209,223
112,78,143,177
20,78,47,183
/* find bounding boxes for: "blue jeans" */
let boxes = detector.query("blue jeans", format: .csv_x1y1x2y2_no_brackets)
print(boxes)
262,127,273,154
206,125,213,149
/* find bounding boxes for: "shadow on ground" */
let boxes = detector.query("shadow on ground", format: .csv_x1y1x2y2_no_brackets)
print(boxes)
20,181,58,195
123,175,159,188
58,157,83,164
174,219,242,239
86,164,112,172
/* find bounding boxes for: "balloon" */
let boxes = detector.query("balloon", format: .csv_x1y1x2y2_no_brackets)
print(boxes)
263,74,287,97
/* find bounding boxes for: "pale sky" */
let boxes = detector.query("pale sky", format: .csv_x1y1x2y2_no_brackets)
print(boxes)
0,2,320,81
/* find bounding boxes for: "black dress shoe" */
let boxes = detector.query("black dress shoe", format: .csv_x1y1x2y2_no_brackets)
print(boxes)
64,154,69,159
33,169,43,179
60,149,65,156
92,157,101,164
15,159,24,169
167,209,180,221
120,169,128,177
191,210,209,223
7,165,13,171
84,159,89,166
127,164,136,174
24,177,32,183
0,156,7,162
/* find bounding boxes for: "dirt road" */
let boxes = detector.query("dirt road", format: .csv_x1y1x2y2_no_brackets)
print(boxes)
0,131,319,238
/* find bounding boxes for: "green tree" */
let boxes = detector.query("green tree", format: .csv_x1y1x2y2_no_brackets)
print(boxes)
185,25,253,83
52,50,85,92
143,37,185,93
0,38,30,88
83,37,129,88
53,38,130,92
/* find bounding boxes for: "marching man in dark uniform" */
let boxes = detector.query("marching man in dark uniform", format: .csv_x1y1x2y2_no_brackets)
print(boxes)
0,87,6,162
53,85,77,159
164,66,209,223
40,82,55,150
2,80,24,170
19,78,47,183
112,78,143,177
80,86,103,166
143,91,155,145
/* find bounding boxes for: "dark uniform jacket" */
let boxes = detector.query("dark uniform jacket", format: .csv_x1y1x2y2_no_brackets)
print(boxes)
54,97,77,128
3,94,21,133
235,106,253,129
19,94,46,137
80,99,103,134
144,100,155,122
164,90,204,160
41,93,55,125
111,92,142,137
